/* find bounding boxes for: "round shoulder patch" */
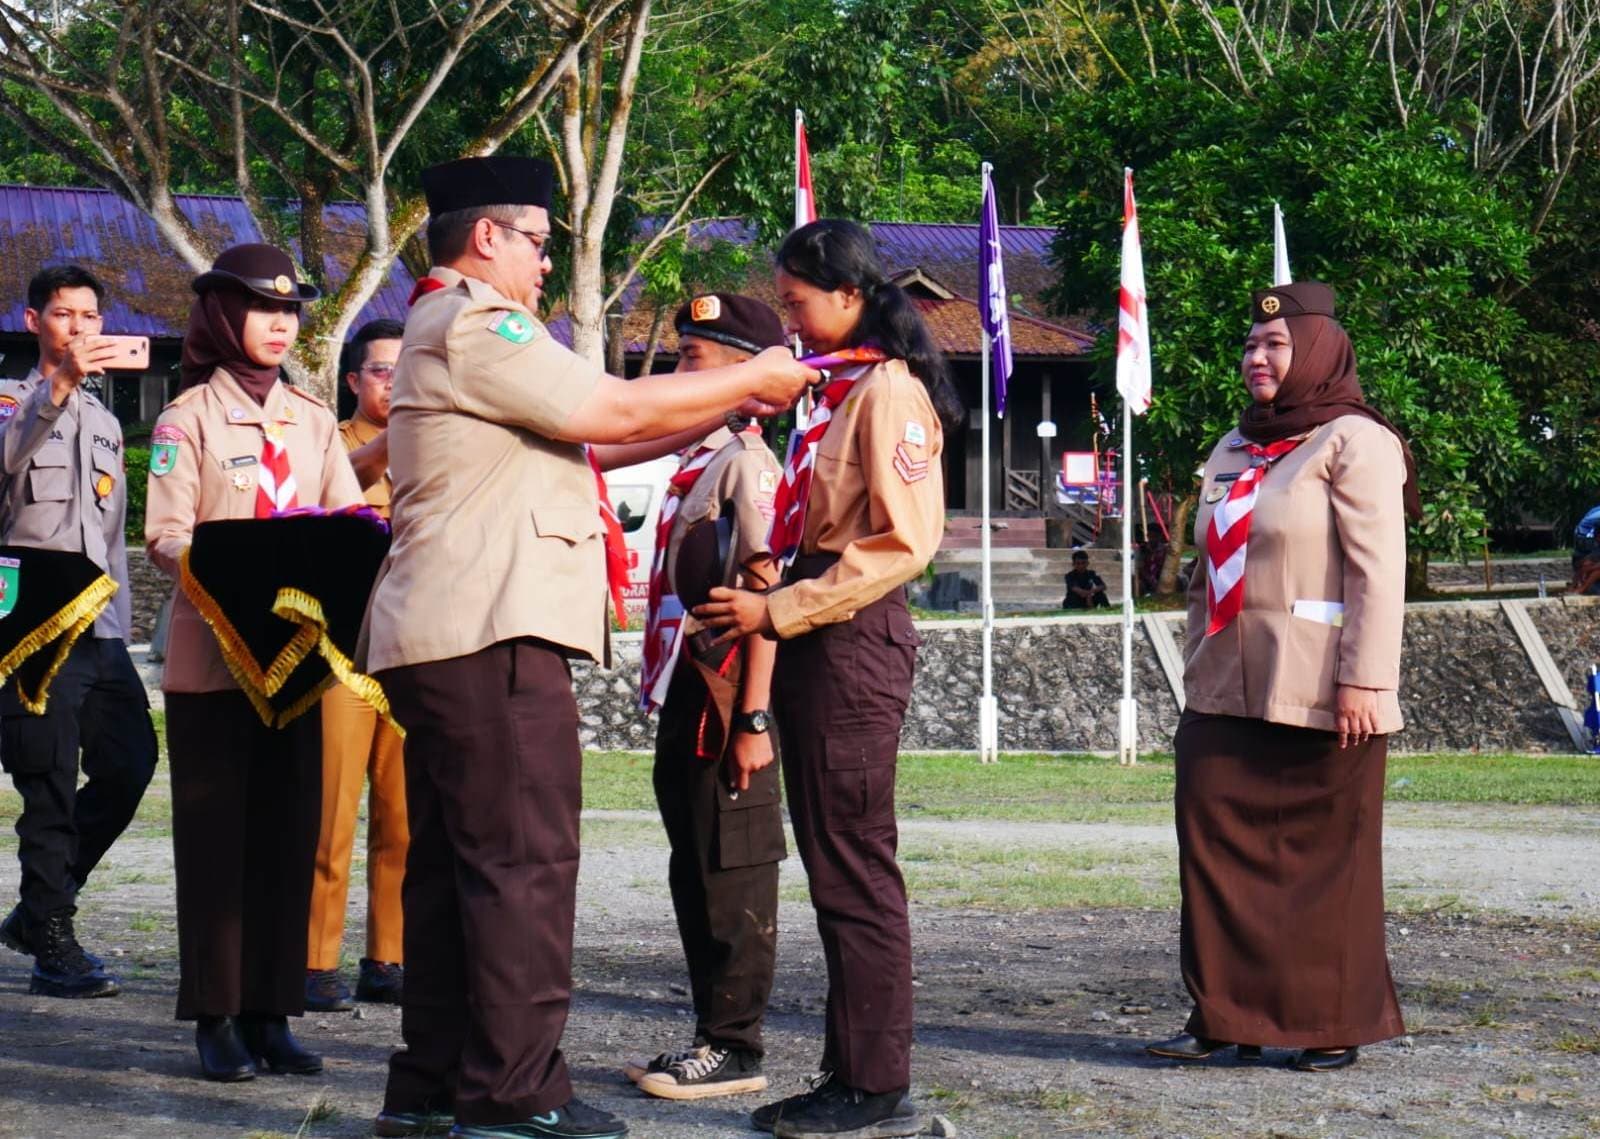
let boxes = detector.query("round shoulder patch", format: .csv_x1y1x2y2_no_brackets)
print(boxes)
0,394,19,423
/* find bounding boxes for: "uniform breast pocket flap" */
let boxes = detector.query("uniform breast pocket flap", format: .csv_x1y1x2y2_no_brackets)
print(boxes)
884,606,922,647
27,446,71,503
531,505,600,545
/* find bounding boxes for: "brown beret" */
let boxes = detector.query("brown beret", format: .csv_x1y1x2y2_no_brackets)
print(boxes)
1251,281,1336,323
193,243,320,303
674,293,787,356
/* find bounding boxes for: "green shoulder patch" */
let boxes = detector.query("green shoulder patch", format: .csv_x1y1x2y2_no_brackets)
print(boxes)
489,311,540,345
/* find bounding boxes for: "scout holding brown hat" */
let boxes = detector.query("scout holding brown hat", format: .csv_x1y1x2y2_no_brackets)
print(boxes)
1147,280,1418,1073
619,292,789,1102
145,240,369,1083
363,158,817,1139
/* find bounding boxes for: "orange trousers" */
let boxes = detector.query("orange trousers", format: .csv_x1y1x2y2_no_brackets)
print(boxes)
306,682,408,970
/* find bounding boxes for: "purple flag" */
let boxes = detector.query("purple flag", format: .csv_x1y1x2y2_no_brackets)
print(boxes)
979,163,1014,417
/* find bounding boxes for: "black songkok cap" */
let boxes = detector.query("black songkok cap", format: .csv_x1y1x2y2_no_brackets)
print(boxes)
1252,281,1336,323
421,156,555,215
673,293,787,356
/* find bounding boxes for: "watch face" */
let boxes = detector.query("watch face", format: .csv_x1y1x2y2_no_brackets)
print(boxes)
744,710,771,732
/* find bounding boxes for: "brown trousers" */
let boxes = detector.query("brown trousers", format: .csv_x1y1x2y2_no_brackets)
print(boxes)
1175,710,1406,1048
307,682,408,970
167,690,321,1020
772,557,919,1094
653,663,784,1055
379,639,580,1126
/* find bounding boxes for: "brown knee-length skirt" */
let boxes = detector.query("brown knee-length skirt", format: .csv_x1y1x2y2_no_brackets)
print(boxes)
1174,710,1405,1048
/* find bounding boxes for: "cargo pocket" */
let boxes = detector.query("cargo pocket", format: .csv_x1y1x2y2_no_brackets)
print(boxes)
715,759,787,869
821,731,899,833
26,446,71,504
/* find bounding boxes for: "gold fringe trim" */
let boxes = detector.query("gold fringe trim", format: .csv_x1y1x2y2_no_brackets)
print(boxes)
272,587,403,737
0,574,118,714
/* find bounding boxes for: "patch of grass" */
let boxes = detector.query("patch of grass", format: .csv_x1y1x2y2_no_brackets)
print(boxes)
1385,752,1600,806
899,838,1176,911
1551,1031,1600,1054
127,911,162,932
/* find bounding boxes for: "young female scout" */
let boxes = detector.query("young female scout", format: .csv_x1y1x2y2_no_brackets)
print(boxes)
695,219,963,1139
146,243,364,1083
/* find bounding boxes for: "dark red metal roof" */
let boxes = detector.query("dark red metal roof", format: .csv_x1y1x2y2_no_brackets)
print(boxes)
0,184,416,338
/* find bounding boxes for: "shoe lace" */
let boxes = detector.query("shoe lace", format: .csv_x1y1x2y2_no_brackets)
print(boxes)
668,1046,728,1081
38,913,92,972
651,1044,700,1070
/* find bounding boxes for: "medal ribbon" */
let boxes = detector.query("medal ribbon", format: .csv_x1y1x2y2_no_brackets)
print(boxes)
586,447,632,628
1204,438,1304,636
255,424,300,519
638,444,721,713
767,352,886,569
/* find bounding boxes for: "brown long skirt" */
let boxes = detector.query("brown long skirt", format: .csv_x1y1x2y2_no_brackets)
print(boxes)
1174,710,1405,1048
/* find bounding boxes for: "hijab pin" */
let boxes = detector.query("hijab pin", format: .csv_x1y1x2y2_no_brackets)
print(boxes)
229,408,246,421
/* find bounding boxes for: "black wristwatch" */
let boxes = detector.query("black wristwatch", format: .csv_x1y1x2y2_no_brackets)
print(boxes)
732,709,772,735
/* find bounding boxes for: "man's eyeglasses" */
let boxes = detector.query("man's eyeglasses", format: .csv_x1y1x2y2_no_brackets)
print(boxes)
360,364,396,382
491,221,549,251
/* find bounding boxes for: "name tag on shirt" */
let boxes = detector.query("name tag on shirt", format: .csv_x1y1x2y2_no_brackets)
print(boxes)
223,455,259,470
1292,599,1345,627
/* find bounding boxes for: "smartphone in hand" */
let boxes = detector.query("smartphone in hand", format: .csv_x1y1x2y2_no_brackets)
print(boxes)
94,335,150,372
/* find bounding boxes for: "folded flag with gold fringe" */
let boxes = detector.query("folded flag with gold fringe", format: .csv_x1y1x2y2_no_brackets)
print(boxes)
0,546,118,713
180,506,394,730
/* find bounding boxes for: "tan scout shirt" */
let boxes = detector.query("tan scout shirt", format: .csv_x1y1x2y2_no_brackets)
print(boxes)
765,359,945,638
1182,414,1408,734
363,266,606,672
338,411,391,518
666,425,781,598
145,371,363,693
0,371,132,639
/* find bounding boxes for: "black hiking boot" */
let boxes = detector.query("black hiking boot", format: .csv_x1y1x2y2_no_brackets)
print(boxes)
29,910,118,998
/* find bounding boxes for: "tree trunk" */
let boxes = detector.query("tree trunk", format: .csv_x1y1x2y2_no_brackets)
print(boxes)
1158,493,1196,594
567,235,608,365
1405,548,1431,600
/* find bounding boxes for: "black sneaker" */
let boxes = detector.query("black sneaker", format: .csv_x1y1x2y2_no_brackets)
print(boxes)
621,1042,700,1083
29,910,118,998
636,1044,767,1100
357,957,405,1003
767,1076,919,1139
752,1073,836,1133
448,1098,628,1138
374,1107,456,1136
305,967,354,1011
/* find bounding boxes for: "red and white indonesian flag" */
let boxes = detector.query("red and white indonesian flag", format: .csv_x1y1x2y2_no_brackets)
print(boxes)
1116,167,1152,416
795,110,817,230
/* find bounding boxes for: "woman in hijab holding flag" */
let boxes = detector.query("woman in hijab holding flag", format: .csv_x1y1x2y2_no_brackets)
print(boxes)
1147,282,1418,1073
694,219,963,1139
145,243,363,1083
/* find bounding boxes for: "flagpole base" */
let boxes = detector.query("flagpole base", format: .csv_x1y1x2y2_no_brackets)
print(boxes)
979,695,999,765
1118,697,1138,766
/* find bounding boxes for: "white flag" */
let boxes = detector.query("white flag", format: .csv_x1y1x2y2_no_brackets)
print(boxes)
1116,168,1152,416
1273,202,1292,285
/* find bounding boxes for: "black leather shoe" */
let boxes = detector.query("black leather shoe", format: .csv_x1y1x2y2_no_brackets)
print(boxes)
1290,1046,1359,1072
305,967,354,1012
1145,1033,1227,1061
195,1016,256,1082
28,910,118,998
238,1013,323,1074
356,958,404,1004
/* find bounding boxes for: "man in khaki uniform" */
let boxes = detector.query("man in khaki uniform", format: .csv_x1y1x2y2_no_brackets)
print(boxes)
366,156,816,1139
625,294,787,1102
0,265,157,1000
305,318,408,1012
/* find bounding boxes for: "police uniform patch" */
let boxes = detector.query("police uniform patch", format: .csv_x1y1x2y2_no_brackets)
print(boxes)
490,311,539,344
0,395,18,423
94,472,114,499
150,443,179,477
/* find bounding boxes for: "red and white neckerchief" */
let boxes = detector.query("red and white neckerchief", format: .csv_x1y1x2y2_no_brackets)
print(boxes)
1204,437,1304,636
407,275,446,306
586,448,632,628
638,442,723,713
767,357,884,569
254,421,299,519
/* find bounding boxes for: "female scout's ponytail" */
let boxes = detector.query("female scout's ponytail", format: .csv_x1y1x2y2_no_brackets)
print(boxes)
776,219,965,434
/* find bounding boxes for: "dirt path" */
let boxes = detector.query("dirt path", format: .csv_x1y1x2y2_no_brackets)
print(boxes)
2,810,1599,1138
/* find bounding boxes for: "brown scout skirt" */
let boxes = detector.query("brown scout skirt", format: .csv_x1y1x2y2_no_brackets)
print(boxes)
1174,710,1405,1048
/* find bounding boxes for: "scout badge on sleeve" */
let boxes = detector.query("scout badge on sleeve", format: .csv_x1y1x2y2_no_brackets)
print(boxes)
150,423,185,476
0,547,118,713
180,507,396,729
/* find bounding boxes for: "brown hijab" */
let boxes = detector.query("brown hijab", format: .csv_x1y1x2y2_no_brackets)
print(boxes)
178,287,284,404
1239,284,1421,520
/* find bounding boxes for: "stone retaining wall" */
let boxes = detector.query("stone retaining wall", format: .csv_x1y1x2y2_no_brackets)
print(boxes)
571,597,1598,754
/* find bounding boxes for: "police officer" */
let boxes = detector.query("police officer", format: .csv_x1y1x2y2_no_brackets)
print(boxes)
365,157,816,1139
0,265,158,999
624,294,787,1102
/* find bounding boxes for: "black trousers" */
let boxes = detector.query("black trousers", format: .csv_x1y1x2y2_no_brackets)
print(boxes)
380,639,581,1126
653,663,784,1055
167,690,321,1019
772,558,919,1094
1,636,158,920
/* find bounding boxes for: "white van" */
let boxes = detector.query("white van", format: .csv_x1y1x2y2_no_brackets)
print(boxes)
602,455,680,620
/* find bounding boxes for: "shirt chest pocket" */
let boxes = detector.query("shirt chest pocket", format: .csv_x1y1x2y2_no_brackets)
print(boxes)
531,505,600,545
27,445,72,503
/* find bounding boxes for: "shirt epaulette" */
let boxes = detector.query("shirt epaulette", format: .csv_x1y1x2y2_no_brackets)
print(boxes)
287,385,330,412
164,385,206,411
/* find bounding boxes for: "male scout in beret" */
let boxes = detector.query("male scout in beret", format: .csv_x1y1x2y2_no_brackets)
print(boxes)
624,294,788,1102
0,264,157,1000
366,157,816,1139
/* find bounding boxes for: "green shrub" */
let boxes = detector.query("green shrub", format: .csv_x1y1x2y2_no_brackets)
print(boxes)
124,445,149,542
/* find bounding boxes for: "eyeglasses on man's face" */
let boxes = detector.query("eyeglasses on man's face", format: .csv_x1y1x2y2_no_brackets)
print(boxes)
491,220,550,254
360,363,396,382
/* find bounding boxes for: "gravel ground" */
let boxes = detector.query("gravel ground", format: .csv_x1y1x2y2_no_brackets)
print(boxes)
1,805,1598,1138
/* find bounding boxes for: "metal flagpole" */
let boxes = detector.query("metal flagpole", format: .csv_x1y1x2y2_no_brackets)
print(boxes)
980,326,997,764
1119,398,1137,765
